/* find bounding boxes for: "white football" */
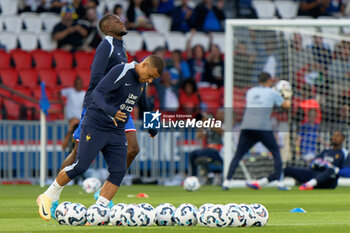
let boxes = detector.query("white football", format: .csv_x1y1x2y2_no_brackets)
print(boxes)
82,177,101,194
197,203,214,226
239,204,257,227
155,203,176,226
250,203,269,227
65,203,87,226
109,203,127,226
275,80,291,92
55,201,72,225
138,203,155,226
174,203,198,226
183,176,200,191
120,204,145,227
202,204,229,228
225,203,245,227
86,204,109,225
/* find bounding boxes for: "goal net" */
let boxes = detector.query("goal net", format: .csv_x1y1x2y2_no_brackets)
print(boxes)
223,20,350,181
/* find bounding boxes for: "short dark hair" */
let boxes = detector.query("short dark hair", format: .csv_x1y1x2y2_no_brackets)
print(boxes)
98,14,113,34
258,72,271,83
147,55,165,76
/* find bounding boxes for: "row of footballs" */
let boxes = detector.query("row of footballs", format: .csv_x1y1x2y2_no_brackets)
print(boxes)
55,202,269,227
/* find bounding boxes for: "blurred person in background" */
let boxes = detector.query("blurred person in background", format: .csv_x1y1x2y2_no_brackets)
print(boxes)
186,34,207,84
204,43,224,87
72,0,85,19
296,109,320,161
59,78,85,123
223,72,291,190
189,109,224,184
155,0,174,15
286,130,346,190
171,0,193,32
191,0,225,32
114,4,127,23
126,0,154,31
52,6,88,51
166,49,191,88
153,70,179,112
79,7,102,50
178,78,201,115
298,0,329,18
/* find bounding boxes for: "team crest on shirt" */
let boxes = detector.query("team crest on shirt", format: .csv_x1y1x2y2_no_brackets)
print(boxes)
335,154,339,159
86,134,91,142
141,87,143,93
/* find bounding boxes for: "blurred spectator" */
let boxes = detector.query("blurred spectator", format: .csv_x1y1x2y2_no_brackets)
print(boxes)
126,0,154,31
326,0,345,16
204,44,224,87
234,42,256,87
189,109,224,181
79,7,102,50
308,36,332,71
156,0,174,15
191,0,225,32
21,0,47,13
291,33,311,74
52,8,88,51
298,0,329,18
296,109,320,161
235,0,256,18
329,41,350,91
171,0,193,32
187,36,207,84
153,70,179,112
178,78,201,115
86,0,102,19
262,40,281,79
166,49,191,87
49,0,69,14
114,4,127,23
72,0,86,19
59,78,86,122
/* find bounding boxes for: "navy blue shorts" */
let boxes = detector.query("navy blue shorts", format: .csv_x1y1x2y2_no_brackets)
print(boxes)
66,124,128,186
73,108,136,141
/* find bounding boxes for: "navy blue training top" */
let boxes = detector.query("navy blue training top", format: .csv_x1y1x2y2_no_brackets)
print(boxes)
86,62,145,132
83,36,128,108
314,149,345,170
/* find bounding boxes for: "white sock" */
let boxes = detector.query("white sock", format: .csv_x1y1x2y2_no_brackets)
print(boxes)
96,196,110,206
257,177,269,187
306,178,317,187
44,180,64,202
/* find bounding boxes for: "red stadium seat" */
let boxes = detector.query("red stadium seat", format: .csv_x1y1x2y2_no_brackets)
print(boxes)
76,69,90,89
3,99,20,119
30,50,53,69
46,86,62,100
126,51,134,63
135,50,152,62
57,69,77,87
74,51,94,70
0,51,12,69
18,69,38,88
14,86,32,98
37,69,58,88
0,69,18,88
10,49,33,70
51,49,73,70
0,88,12,99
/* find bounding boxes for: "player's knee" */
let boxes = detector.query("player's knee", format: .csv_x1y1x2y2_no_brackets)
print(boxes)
107,171,126,186
66,162,89,179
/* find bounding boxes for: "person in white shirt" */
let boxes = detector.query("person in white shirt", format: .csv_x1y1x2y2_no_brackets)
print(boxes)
60,78,86,122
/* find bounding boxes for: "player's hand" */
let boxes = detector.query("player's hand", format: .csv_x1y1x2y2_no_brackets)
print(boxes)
281,89,293,99
114,110,127,122
310,158,324,169
148,129,158,138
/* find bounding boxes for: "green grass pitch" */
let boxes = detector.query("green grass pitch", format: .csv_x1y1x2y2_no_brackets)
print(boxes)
0,185,350,232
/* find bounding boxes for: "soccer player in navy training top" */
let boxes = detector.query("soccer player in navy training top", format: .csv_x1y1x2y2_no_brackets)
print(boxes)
37,55,165,221
285,130,345,190
222,72,291,190
54,14,155,214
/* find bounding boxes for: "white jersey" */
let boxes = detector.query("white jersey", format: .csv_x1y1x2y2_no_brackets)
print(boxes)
240,86,284,131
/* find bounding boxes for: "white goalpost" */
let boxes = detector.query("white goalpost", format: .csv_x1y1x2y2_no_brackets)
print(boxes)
224,19,350,180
